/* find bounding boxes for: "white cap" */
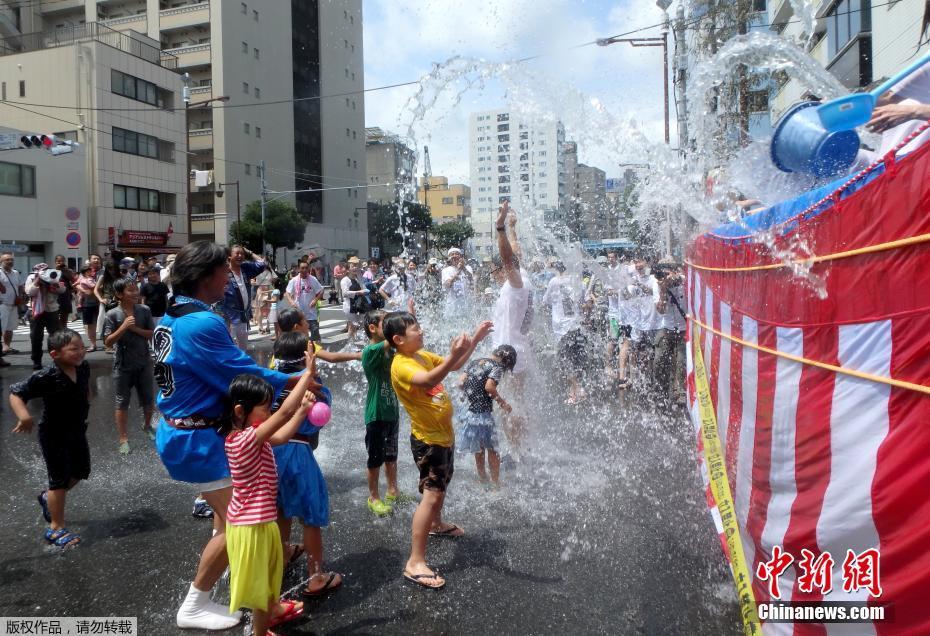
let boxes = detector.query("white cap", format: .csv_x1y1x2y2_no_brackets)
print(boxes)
428,257,438,265
447,247,463,257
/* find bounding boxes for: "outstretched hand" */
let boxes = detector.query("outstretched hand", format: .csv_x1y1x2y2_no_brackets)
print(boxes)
473,320,494,343
867,103,926,133
450,333,471,359
496,200,510,228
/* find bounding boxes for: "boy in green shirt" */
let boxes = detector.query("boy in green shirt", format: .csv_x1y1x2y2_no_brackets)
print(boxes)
361,310,401,516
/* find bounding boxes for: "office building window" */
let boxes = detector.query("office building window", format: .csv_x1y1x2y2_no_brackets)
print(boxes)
0,161,35,197
114,185,160,212
18,81,24,97
1,82,5,100
346,158,351,167
254,87,260,98
346,128,350,137
253,9,259,21
353,160,357,169
243,81,249,94
255,127,261,138
352,130,356,139
442,197,454,204
244,164,251,175
111,70,161,106
243,122,250,134
112,127,158,159
242,41,248,53
241,2,247,14
254,48,260,59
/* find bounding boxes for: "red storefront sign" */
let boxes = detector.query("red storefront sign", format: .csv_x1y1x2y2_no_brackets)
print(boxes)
108,227,170,248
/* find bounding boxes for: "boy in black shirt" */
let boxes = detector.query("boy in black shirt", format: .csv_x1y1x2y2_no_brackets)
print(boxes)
9,329,91,548
140,267,169,326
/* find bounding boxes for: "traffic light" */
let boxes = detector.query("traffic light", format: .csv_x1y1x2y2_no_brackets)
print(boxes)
20,134,53,148
19,133,77,155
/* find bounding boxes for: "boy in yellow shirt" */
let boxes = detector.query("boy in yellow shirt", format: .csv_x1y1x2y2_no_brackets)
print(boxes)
383,311,493,589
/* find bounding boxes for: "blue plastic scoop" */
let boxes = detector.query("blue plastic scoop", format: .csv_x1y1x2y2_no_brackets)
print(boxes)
816,51,930,132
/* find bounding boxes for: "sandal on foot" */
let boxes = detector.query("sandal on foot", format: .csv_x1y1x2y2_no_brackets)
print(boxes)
44,527,80,548
403,569,445,589
428,523,464,538
286,543,305,566
302,572,343,597
268,600,303,628
37,491,51,523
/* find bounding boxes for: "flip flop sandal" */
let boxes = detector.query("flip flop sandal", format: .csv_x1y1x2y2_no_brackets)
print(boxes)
286,544,305,566
37,491,51,523
45,527,80,548
402,570,445,589
302,572,343,598
428,523,464,538
268,600,303,628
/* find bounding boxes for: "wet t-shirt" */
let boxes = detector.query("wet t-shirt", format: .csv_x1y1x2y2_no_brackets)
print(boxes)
362,341,399,423
391,350,453,447
492,277,530,374
140,281,169,317
10,361,91,429
104,304,155,370
463,358,504,414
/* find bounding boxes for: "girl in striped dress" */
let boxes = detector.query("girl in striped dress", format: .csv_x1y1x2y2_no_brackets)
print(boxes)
220,348,318,636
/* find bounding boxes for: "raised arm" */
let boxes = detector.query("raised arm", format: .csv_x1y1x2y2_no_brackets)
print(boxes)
255,347,317,445
495,202,523,289
450,320,494,371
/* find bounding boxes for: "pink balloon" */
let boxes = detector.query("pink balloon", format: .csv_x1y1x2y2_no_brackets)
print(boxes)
308,401,331,427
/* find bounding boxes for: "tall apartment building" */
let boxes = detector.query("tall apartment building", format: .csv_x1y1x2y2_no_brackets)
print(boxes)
574,163,609,241
0,23,186,258
4,0,367,261
768,0,928,120
417,176,471,224
365,127,415,205
468,109,565,255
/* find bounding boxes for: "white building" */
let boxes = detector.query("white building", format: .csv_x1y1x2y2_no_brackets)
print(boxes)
769,0,929,120
0,24,186,258
468,109,566,255
2,0,367,262
0,127,89,272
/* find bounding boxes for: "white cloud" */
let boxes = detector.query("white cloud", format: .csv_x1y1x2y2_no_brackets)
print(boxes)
362,0,677,185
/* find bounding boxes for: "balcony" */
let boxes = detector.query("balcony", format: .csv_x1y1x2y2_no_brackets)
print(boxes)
163,42,210,68
160,3,210,31
188,84,212,102
188,128,213,152
101,13,146,33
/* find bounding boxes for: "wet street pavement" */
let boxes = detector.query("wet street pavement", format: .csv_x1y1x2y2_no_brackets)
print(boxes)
0,326,740,635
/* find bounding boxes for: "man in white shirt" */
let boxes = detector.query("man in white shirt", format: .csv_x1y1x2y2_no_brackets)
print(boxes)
489,201,532,450
652,260,687,404
441,247,473,311
543,262,588,404
0,252,24,365
285,260,324,342
602,251,632,388
340,256,367,344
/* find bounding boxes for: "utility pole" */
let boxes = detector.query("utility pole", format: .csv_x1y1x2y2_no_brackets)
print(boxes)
259,159,267,259
674,3,689,154
422,145,432,256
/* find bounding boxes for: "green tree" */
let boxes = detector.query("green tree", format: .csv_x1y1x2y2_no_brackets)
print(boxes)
430,219,475,252
367,202,402,257
229,200,307,266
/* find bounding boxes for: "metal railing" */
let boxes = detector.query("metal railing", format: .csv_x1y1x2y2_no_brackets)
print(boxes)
160,3,210,18
0,22,178,70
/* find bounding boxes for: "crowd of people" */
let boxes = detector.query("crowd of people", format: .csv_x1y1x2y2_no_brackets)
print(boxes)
3,200,691,635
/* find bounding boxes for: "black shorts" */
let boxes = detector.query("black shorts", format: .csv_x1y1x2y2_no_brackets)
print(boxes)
308,319,321,343
365,420,399,468
558,329,589,373
39,422,91,490
81,305,99,325
410,435,454,493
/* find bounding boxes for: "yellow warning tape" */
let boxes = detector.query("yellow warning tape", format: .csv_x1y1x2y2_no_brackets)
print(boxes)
691,325,760,634
690,315,930,396
686,231,930,273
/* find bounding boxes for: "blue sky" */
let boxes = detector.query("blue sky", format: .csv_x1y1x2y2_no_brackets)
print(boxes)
362,0,676,184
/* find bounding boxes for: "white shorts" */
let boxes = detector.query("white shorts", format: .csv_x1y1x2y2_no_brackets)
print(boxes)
0,303,17,333
197,477,233,492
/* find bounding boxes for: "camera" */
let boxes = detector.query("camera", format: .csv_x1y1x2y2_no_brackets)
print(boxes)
39,268,61,284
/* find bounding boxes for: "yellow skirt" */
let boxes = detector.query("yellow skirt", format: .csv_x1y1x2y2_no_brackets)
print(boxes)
226,521,283,612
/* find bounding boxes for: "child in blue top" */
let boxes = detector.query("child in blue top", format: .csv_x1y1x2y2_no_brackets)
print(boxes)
270,331,345,598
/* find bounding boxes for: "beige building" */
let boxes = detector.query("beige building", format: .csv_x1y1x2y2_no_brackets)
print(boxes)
0,127,89,271
4,0,367,262
365,127,415,205
416,176,470,225
0,23,186,257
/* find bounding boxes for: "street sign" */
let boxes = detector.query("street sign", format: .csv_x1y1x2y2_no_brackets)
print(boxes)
0,243,29,254
370,247,380,259
66,232,81,249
